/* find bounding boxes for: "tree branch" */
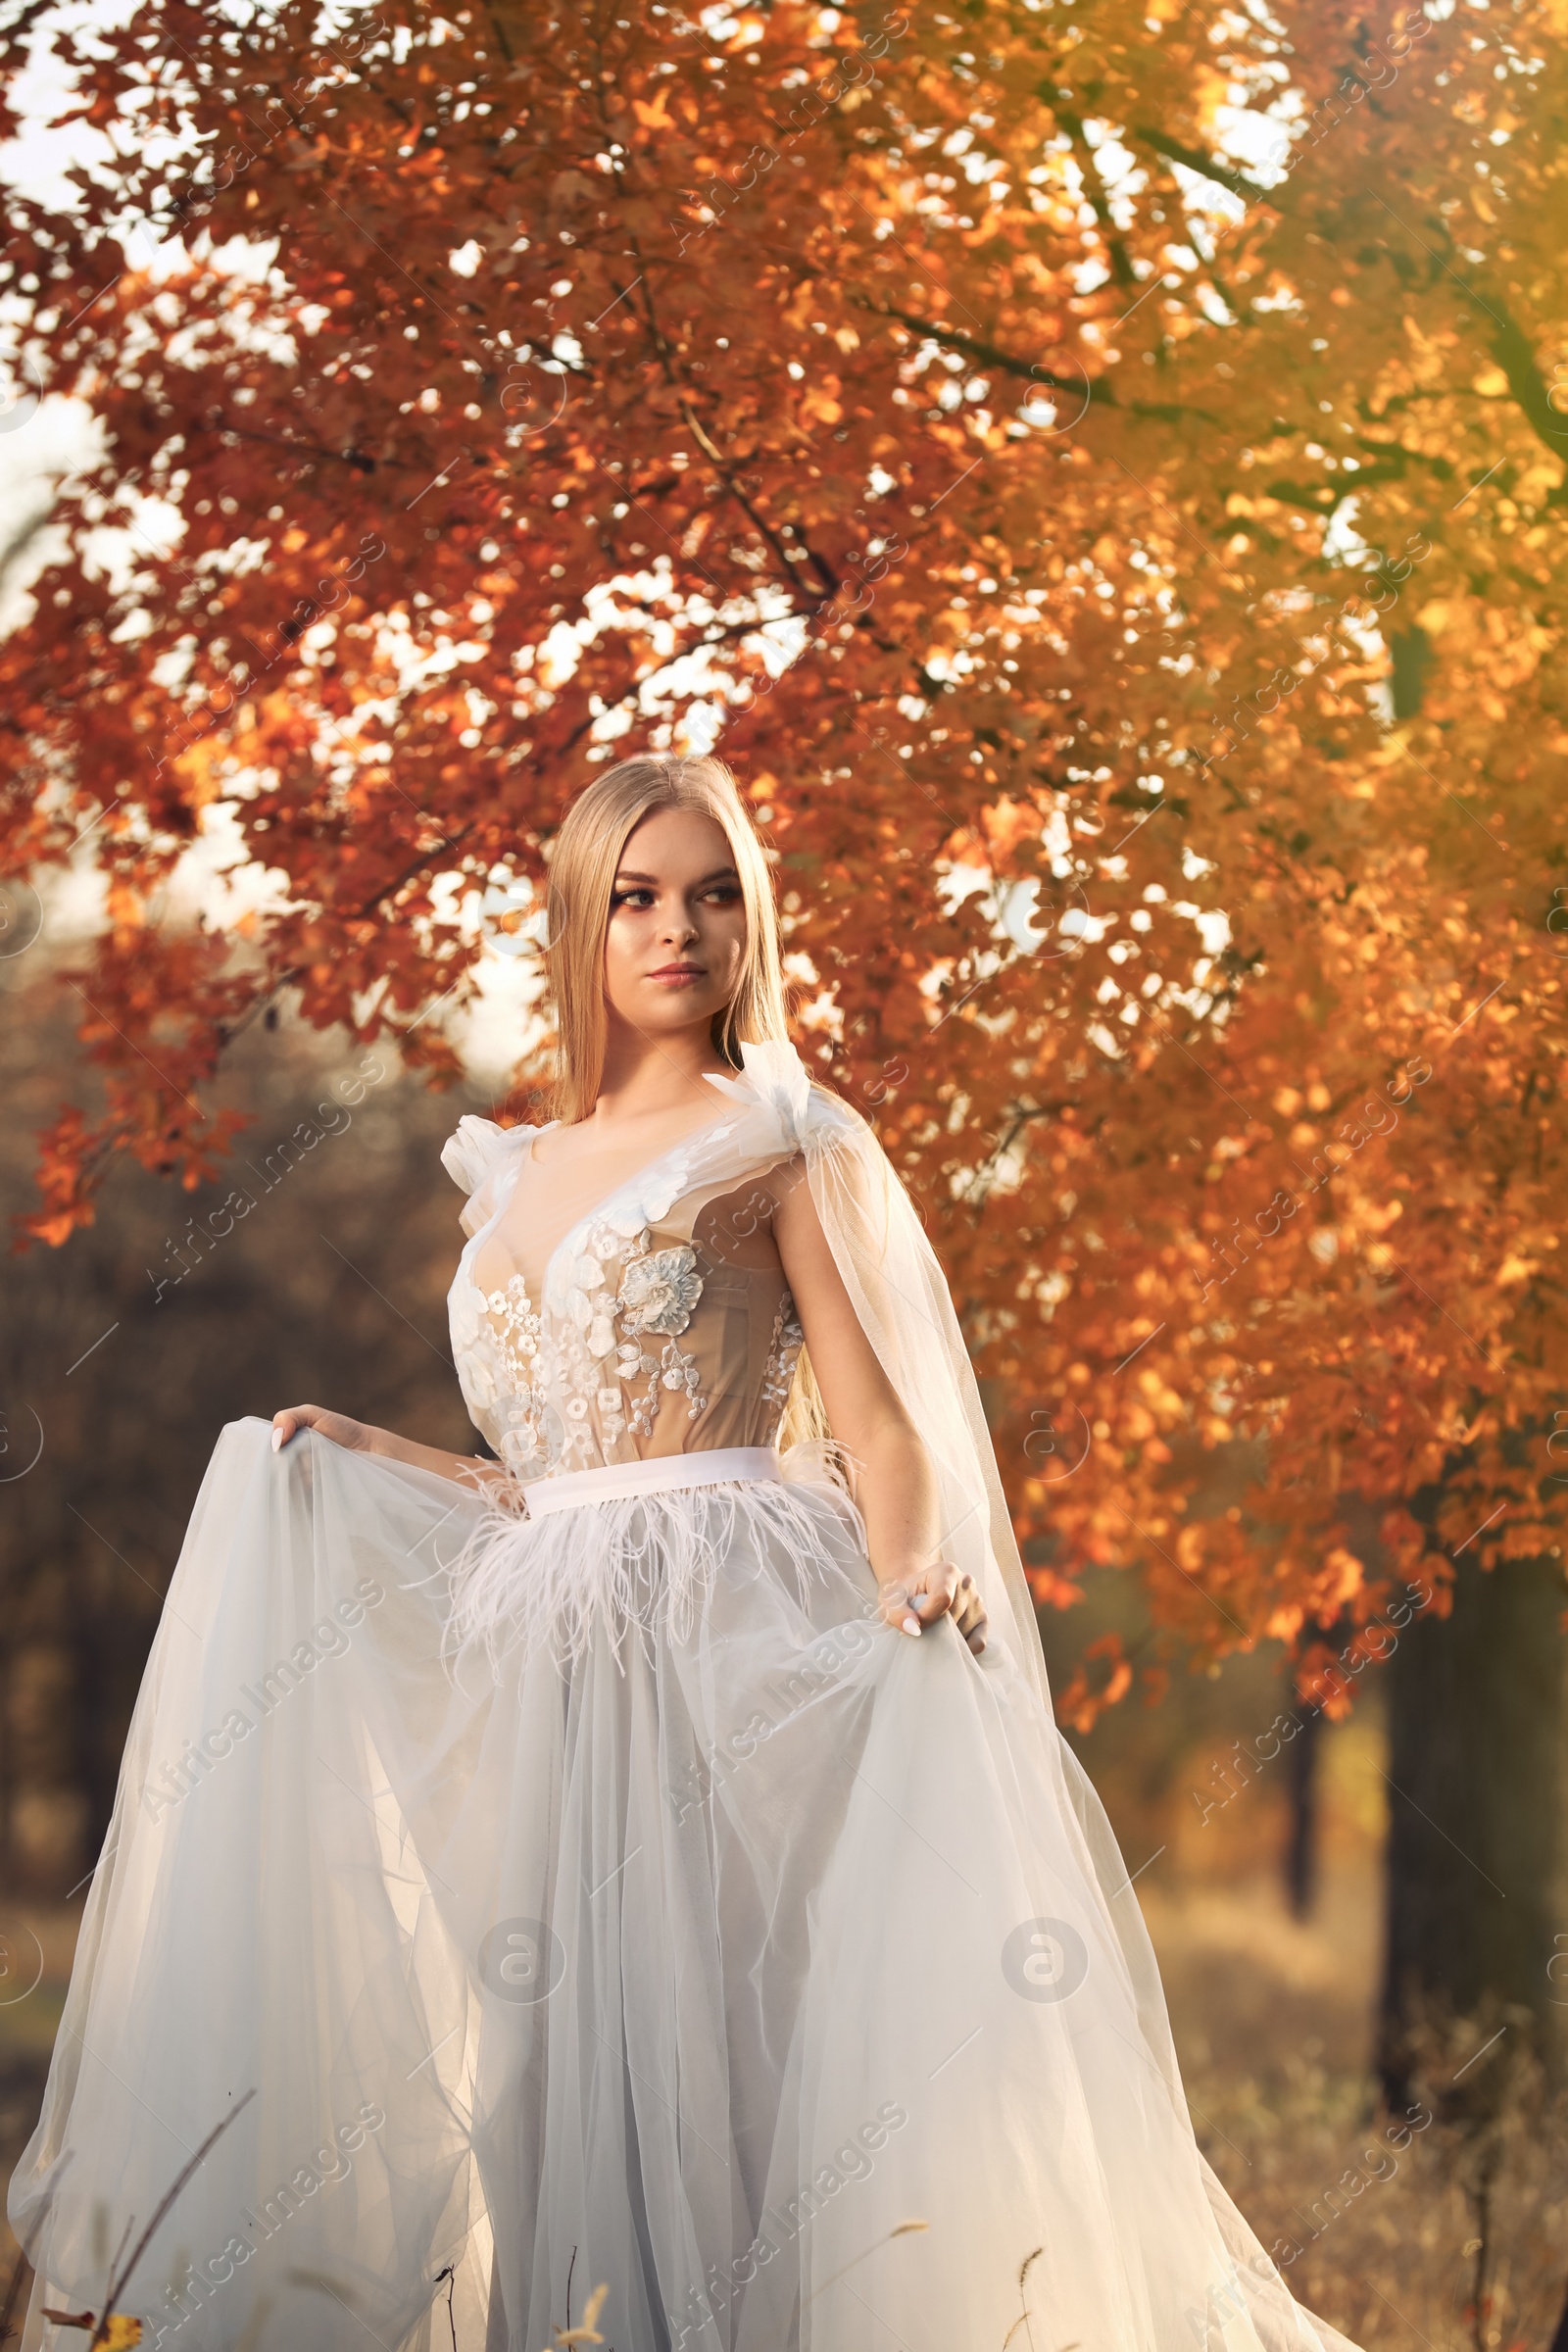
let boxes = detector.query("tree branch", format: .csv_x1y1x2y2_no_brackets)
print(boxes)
1482,292,1568,466
1133,126,1266,203
858,303,1223,424
1371,210,1568,469
1056,107,1139,292
678,398,840,599
859,300,1107,402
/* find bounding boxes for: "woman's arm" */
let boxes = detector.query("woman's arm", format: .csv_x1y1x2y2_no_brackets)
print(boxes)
771,1165,987,1653
270,1403,489,1489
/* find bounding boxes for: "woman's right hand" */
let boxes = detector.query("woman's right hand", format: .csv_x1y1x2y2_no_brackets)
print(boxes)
271,1404,376,1455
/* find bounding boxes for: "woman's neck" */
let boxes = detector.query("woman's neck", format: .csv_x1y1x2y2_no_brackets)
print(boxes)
588,1016,731,1130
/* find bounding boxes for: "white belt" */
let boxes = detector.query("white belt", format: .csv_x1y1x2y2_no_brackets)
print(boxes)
521,1446,783,1519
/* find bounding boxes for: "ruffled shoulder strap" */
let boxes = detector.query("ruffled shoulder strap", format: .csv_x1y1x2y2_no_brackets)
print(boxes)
705,1040,858,1158
441,1114,537,1242
441,1113,533,1198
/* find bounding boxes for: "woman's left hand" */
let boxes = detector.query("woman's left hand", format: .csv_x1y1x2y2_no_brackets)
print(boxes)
880,1560,988,1654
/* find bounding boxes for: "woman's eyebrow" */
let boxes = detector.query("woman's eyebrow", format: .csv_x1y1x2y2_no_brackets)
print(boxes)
613,865,740,886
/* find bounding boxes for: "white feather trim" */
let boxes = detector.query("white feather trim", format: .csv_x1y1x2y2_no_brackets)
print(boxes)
438,1463,866,1676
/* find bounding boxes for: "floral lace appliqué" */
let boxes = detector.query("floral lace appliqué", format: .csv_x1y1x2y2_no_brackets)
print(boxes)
454,1270,551,1479
760,1288,804,1420
619,1247,703,1337
521,1221,710,1463
614,1232,707,1439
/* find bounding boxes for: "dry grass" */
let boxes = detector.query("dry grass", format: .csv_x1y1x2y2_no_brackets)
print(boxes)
1185,2037,1568,2351
1147,1864,1568,2352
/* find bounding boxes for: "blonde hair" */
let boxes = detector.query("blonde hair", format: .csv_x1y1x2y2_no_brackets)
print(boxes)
544,753,789,1126
541,752,827,1453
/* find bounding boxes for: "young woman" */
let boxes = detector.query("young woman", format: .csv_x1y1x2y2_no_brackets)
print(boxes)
11,757,1359,2352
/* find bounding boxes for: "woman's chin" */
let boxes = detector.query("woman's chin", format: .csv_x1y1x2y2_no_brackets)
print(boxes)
621,991,726,1033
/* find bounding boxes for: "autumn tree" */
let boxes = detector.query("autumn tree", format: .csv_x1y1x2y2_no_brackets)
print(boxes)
1,0,1564,2071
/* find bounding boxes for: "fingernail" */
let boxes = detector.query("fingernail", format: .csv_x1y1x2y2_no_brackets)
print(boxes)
271,1428,283,1451
902,1614,921,1637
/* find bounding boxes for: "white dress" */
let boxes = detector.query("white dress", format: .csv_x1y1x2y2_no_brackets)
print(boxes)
9,1044,1359,2352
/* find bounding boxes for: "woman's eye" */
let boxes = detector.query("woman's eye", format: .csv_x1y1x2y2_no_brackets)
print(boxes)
612,888,654,909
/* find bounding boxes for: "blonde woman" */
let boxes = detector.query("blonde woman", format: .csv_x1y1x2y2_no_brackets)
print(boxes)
11,758,1361,2352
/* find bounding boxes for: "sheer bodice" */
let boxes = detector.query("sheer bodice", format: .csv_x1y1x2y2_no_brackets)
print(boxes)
444,1072,808,1483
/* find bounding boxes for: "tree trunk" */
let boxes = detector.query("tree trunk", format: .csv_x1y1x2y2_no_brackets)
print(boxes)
1547,2274,1568,2352
1379,1544,1568,2099
0,1643,12,1890
1284,1700,1324,1921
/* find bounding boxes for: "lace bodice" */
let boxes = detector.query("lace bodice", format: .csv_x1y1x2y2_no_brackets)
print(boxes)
444,1047,836,1486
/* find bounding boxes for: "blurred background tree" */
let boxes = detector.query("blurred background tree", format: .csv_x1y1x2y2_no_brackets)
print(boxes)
0,971,480,1889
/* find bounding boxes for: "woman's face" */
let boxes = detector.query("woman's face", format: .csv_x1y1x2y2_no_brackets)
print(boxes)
602,806,749,1047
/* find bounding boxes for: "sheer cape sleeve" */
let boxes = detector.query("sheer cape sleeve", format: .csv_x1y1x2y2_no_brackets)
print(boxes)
711,1043,1052,1714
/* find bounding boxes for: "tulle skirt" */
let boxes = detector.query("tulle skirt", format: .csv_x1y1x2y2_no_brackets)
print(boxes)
8,1422,1356,2352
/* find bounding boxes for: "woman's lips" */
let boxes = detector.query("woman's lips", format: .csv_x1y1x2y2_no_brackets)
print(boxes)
648,963,706,981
